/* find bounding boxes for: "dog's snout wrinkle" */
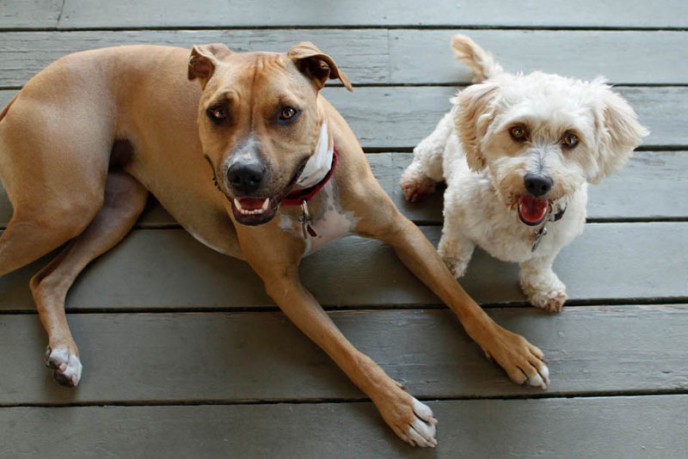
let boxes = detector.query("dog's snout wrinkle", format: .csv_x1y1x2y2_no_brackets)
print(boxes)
524,173,553,197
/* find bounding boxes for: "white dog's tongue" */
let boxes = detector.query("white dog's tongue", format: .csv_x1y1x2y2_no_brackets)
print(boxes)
518,195,548,225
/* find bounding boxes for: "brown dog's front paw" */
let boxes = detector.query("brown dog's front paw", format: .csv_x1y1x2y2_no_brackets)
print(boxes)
483,327,550,389
45,346,82,387
373,386,438,448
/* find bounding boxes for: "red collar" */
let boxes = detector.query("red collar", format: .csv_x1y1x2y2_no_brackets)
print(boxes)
282,145,338,206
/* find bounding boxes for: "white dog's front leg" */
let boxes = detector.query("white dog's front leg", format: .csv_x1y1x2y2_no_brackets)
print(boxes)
519,255,567,312
438,228,475,279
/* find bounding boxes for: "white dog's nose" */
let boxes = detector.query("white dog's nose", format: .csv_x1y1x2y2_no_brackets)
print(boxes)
524,173,553,197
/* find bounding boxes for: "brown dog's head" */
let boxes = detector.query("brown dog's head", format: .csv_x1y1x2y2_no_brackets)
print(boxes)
188,42,352,226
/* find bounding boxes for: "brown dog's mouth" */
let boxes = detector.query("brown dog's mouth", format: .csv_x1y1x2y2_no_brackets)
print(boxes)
231,197,278,226
517,195,550,226
229,161,307,226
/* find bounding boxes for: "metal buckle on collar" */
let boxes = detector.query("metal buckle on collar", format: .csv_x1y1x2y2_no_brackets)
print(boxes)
531,203,566,252
299,200,318,239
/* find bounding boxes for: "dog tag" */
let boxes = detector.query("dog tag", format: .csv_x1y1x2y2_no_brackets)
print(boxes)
531,225,548,252
299,201,318,239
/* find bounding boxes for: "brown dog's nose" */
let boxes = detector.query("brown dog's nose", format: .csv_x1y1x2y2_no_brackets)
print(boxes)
227,162,265,195
524,173,553,197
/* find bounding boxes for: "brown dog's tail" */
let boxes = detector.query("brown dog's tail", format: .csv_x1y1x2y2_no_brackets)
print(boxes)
451,34,504,83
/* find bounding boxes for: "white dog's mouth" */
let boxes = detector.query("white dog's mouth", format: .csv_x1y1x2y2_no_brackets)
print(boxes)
517,195,550,226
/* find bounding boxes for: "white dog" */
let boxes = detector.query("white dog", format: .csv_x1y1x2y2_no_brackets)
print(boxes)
400,34,648,311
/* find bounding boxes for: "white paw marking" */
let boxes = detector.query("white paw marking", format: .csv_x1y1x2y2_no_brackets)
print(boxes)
45,346,82,387
526,362,550,389
404,398,438,448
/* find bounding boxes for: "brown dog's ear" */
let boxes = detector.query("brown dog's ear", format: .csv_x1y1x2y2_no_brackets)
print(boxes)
452,83,499,171
288,42,353,92
590,83,649,183
188,44,233,88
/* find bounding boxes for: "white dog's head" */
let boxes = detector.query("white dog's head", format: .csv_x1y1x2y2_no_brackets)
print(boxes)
453,72,649,226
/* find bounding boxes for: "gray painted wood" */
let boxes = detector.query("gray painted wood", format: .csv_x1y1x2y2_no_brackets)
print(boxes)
0,150,684,231
0,0,685,456
0,30,687,86
378,151,688,223
1,306,687,404
0,0,62,29
0,223,686,311
388,29,688,85
2,86,684,148
49,0,688,29
1,396,686,458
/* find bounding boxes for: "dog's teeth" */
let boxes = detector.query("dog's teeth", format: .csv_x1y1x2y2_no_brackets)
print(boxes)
234,198,270,216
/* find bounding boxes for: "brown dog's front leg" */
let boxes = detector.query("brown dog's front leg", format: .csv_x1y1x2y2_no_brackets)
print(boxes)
237,229,437,447
357,202,550,389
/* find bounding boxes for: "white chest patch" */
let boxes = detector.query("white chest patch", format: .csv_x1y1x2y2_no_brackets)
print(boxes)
279,181,358,256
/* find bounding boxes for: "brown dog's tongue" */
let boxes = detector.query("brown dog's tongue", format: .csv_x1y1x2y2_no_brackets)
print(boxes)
518,195,548,225
237,197,268,210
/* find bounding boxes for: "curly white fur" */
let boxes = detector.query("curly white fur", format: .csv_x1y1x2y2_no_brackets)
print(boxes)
401,34,649,312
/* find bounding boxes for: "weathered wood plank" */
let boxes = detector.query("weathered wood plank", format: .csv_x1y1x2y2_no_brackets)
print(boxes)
0,30,390,87
47,0,688,29
0,223,686,311
0,30,686,86
1,396,685,458
2,86,684,148
377,151,688,224
0,150,683,231
0,0,62,29
1,306,687,404
389,29,688,85
325,86,686,150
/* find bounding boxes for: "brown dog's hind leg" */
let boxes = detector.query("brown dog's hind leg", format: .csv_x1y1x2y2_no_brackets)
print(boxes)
30,170,148,386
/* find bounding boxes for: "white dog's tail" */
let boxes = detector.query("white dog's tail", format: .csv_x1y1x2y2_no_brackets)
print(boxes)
451,34,504,83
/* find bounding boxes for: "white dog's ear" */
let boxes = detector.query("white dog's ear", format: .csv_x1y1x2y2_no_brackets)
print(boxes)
452,83,499,171
591,84,649,183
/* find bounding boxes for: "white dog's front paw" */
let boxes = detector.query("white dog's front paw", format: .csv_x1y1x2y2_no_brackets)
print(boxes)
440,254,469,279
45,346,83,387
521,280,567,312
534,290,567,312
399,174,436,203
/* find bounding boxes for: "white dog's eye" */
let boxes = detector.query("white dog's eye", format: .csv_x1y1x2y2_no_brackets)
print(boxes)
510,125,528,142
562,132,580,149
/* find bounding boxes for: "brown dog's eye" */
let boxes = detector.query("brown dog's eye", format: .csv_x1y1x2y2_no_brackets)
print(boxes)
509,125,528,142
278,106,300,124
562,132,579,149
207,103,229,125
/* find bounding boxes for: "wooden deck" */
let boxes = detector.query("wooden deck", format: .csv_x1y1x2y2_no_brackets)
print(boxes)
1,1,687,457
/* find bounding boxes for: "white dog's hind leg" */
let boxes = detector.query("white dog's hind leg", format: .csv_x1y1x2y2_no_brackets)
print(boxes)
400,112,453,202
519,255,567,312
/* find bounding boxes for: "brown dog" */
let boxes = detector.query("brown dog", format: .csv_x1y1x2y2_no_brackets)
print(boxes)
0,43,548,447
